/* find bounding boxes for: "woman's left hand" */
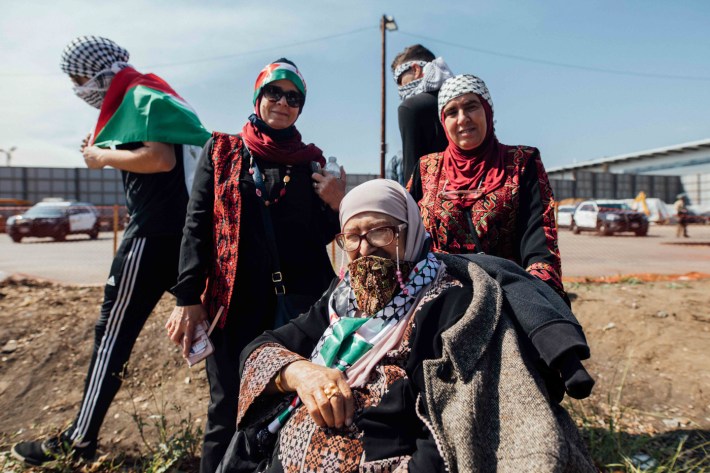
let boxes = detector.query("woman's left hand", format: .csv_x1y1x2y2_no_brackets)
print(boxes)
312,166,346,211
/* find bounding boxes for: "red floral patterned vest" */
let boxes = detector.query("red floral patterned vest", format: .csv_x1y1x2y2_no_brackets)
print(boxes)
204,132,244,327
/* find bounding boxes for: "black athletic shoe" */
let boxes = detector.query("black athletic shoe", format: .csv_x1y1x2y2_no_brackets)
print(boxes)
11,435,96,467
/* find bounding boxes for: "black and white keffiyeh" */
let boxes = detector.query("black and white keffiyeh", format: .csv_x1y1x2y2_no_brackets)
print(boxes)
60,35,130,78
393,60,428,84
72,65,129,109
61,36,131,108
395,57,453,101
309,253,441,368
437,74,494,117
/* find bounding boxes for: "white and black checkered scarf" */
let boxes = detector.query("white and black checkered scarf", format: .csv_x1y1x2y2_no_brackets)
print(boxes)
437,74,494,118
60,36,131,108
60,35,130,77
394,57,453,101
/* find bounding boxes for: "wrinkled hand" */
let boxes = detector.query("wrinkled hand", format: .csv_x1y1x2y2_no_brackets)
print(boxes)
82,146,106,169
165,304,208,358
312,166,346,211
80,133,92,153
281,360,354,429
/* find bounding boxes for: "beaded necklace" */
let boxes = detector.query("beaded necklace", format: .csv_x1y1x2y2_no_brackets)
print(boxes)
244,142,292,207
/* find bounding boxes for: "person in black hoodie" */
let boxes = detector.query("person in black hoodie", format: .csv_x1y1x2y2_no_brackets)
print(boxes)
392,44,453,184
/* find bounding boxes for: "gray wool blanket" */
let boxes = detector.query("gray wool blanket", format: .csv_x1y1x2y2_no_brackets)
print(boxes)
419,255,596,473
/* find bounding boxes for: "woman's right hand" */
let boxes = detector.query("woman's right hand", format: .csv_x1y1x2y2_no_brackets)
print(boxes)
165,304,208,358
281,360,354,429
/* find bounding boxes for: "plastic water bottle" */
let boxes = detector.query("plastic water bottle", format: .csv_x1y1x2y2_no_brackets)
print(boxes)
324,156,341,178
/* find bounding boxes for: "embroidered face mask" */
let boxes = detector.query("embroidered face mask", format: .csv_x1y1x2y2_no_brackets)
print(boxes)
73,83,107,109
72,69,116,109
348,255,413,315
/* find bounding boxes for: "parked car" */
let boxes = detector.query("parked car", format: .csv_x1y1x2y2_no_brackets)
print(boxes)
556,205,577,228
6,201,100,243
571,200,649,236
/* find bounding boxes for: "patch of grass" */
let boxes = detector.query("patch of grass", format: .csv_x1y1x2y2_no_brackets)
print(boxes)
618,276,645,286
567,355,709,472
127,405,202,472
665,282,691,290
121,366,203,473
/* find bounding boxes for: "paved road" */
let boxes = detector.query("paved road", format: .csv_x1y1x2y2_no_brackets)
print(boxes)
558,223,710,278
0,232,120,285
1,226,709,285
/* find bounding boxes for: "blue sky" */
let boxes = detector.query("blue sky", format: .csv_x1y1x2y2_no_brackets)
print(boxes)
1,0,709,174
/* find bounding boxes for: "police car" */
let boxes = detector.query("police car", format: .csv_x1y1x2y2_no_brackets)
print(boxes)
6,200,100,243
571,200,649,236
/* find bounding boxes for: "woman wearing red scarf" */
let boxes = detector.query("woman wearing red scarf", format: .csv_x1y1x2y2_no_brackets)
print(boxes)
409,74,567,302
166,58,346,472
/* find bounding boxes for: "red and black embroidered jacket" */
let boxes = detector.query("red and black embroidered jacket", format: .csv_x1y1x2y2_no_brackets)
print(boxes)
409,145,566,301
172,132,339,328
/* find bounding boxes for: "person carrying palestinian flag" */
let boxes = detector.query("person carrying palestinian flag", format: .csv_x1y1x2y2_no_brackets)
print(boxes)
11,35,210,467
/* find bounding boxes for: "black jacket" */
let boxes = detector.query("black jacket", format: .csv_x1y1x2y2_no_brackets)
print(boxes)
398,91,448,183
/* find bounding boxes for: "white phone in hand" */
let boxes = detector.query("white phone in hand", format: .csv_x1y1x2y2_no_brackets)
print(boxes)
186,306,222,367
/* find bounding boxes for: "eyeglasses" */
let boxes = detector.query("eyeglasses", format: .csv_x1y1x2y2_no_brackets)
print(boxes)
335,224,407,252
262,84,305,108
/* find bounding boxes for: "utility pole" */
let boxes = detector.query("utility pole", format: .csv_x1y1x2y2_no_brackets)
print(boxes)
380,15,397,178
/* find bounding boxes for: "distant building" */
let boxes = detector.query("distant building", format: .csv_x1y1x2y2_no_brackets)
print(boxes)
548,139,710,205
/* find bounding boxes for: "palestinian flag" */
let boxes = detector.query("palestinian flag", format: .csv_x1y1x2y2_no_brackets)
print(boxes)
92,67,210,148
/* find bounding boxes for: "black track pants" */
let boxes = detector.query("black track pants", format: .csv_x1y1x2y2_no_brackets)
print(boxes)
66,235,181,446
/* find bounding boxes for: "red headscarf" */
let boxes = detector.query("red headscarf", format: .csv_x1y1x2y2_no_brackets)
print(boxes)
441,98,506,202
240,111,325,166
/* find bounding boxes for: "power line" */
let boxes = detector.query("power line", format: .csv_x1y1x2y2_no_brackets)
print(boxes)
0,26,375,78
146,26,375,68
399,30,710,82
4,25,707,82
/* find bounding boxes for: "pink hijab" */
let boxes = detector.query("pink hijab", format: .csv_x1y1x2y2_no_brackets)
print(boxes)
339,178,428,261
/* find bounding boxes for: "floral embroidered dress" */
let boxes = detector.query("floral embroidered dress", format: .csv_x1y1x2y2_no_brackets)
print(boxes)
409,145,566,300
235,271,464,473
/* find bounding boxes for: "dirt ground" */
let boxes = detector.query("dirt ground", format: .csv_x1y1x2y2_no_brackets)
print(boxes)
0,275,708,466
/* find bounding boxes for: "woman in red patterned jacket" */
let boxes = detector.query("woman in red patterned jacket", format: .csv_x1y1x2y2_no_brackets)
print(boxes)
408,74,566,302
165,58,346,472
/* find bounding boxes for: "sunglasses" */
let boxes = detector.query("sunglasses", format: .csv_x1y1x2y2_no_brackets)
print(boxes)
262,84,305,108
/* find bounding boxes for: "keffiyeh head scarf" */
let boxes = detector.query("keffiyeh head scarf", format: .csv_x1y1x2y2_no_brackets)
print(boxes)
437,74,506,203
437,73,493,118
60,36,131,108
394,57,453,101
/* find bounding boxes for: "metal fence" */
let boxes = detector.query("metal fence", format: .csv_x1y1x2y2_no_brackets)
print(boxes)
0,167,125,205
0,166,379,206
549,171,684,203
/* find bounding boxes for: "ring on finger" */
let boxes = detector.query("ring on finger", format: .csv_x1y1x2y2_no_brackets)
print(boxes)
323,382,338,399
313,182,319,190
